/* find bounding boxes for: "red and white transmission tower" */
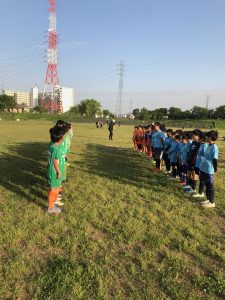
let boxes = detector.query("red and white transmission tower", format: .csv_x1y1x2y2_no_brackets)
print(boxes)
40,0,63,113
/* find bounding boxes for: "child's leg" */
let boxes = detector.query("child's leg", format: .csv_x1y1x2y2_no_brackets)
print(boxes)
48,188,58,209
205,174,215,203
166,156,171,172
182,165,187,184
172,164,177,177
192,170,198,191
199,171,205,195
187,170,192,187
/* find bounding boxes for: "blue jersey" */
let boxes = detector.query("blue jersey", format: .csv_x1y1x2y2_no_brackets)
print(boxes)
151,130,165,149
164,136,173,154
180,143,189,164
195,143,208,169
200,144,218,175
168,141,180,163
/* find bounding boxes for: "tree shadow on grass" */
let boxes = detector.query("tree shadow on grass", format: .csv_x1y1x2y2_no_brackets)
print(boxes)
77,144,174,195
0,142,49,208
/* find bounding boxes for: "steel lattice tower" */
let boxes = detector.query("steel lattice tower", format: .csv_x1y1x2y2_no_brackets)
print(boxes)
115,61,124,117
40,0,62,113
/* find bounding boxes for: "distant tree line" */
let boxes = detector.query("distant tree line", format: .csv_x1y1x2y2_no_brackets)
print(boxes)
68,99,113,118
132,105,225,120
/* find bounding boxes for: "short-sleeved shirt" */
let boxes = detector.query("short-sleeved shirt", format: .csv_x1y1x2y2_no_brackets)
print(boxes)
195,143,208,169
187,141,200,165
164,136,173,154
47,142,63,180
151,130,165,149
64,132,71,154
200,144,218,174
180,143,189,164
168,141,180,163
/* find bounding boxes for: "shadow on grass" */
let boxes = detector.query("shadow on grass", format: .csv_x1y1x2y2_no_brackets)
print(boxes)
29,257,99,299
77,144,173,195
0,142,49,208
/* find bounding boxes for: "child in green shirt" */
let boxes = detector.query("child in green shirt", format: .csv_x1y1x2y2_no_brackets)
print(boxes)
47,126,66,214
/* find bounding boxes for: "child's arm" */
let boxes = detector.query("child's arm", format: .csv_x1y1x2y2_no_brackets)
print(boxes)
53,159,62,179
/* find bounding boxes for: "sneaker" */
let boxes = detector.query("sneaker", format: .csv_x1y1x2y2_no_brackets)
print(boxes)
180,181,186,186
57,194,62,200
200,200,209,205
192,193,204,198
48,207,61,214
185,188,194,193
201,202,215,208
55,199,64,207
183,185,191,189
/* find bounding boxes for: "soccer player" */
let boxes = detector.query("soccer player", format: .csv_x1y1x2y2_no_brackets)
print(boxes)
184,129,201,193
151,122,165,170
168,134,180,179
179,134,189,185
163,129,173,174
192,133,208,199
47,126,66,214
196,131,219,208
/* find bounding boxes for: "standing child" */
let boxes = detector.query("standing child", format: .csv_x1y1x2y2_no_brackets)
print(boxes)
151,122,165,170
47,126,66,214
192,133,208,199
168,134,180,179
195,131,218,208
179,134,189,186
184,130,201,193
163,129,173,174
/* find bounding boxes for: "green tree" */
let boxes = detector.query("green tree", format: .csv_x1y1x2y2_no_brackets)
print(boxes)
69,105,80,115
0,94,16,111
133,108,140,119
214,105,225,119
168,107,182,120
139,107,149,120
191,106,208,119
103,109,110,117
78,99,102,117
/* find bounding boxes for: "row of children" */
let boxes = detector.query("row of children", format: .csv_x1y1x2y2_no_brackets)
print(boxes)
133,123,219,208
47,120,73,214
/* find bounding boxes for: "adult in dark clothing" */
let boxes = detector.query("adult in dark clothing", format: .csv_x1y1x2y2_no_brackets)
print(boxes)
108,120,114,140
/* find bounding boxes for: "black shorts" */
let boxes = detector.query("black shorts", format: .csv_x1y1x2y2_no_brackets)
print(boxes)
171,162,177,167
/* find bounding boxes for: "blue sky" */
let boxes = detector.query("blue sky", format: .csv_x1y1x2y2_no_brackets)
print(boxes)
0,0,225,112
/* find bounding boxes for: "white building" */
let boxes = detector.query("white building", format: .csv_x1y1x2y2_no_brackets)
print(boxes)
60,87,75,112
30,86,39,108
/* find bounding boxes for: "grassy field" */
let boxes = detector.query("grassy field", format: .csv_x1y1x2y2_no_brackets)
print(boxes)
0,121,225,299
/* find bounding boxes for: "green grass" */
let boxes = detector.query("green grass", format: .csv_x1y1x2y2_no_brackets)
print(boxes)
0,121,225,299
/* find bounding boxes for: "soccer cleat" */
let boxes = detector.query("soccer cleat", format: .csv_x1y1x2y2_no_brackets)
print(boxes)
48,207,62,214
192,193,204,198
55,199,64,207
201,202,215,208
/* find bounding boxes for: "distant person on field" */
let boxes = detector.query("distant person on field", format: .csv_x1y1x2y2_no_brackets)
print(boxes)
108,120,114,140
